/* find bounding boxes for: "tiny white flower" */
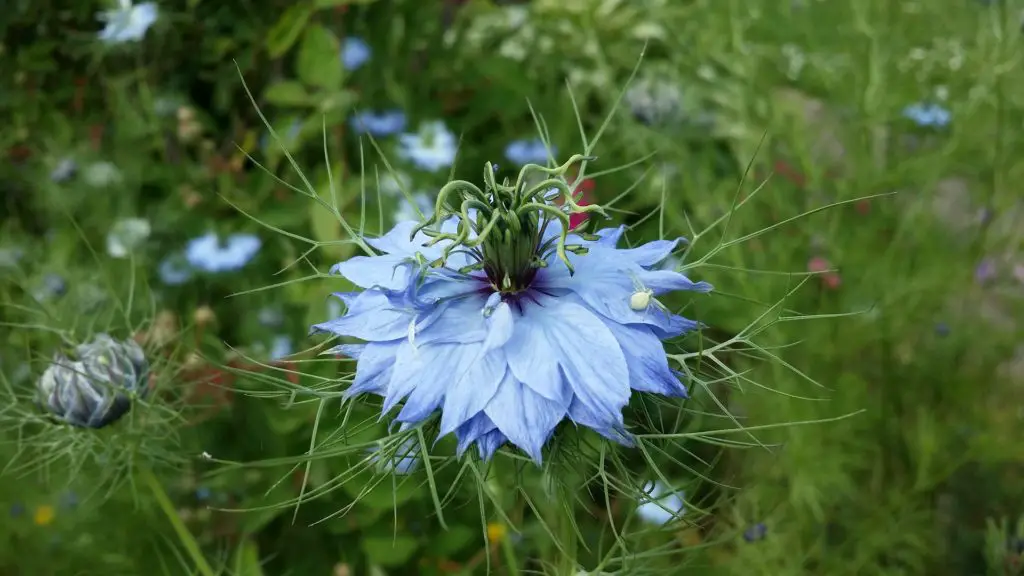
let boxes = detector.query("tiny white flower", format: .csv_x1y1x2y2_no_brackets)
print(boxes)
398,121,458,172
98,0,158,43
83,161,123,187
106,218,151,258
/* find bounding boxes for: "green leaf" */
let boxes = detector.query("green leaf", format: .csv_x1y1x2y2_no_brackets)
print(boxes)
433,525,476,556
232,539,264,576
361,535,420,567
297,25,343,91
266,4,314,58
264,81,314,107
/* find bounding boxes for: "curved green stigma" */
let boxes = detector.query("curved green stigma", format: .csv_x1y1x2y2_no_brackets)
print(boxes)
408,154,609,290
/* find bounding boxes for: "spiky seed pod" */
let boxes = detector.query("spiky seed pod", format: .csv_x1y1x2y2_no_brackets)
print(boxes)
36,334,149,428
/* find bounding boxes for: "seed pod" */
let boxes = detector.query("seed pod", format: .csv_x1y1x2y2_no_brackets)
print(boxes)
36,334,149,428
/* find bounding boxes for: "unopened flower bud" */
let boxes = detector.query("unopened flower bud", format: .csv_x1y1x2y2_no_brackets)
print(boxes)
36,334,149,428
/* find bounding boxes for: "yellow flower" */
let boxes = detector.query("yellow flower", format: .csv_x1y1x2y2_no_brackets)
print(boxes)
486,522,506,543
33,505,55,526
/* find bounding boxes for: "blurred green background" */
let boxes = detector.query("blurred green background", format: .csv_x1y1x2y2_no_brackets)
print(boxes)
2,0,1024,574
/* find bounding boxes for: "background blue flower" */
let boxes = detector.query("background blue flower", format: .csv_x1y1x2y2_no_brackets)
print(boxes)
341,37,371,70
185,233,261,273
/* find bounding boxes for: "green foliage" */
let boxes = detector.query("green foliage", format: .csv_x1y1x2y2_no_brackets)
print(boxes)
2,0,1024,575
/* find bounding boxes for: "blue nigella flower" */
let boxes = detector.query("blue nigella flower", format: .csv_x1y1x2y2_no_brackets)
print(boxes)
34,273,68,302
903,103,951,128
185,233,261,273
636,481,686,526
367,434,420,475
310,162,711,463
743,522,767,542
50,158,77,183
504,138,556,166
269,335,293,360
351,110,407,137
398,121,458,172
341,37,371,70
97,0,158,43
158,254,193,285
58,491,78,509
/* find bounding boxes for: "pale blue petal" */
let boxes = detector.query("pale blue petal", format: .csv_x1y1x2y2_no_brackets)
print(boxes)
454,412,498,457
567,398,633,445
517,296,631,424
617,238,683,268
603,321,687,397
483,373,566,463
345,341,400,397
310,291,413,341
438,345,506,437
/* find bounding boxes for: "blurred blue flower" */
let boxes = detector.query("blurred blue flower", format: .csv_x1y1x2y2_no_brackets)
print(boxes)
185,233,261,273
258,307,285,327
50,158,77,182
97,0,158,43
341,37,371,70
392,191,435,223
902,103,951,128
34,274,67,302
935,322,950,337
504,138,555,166
636,481,686,526
975,258,996,283
158,254,193,285
0,247,24,268
398,121,458,172
58,491,78,509
195,486,212,501
368,435,420,475
269,335,293,360
743,522,767,542
311,213,710,463
10,502,25,518
351,110,407,137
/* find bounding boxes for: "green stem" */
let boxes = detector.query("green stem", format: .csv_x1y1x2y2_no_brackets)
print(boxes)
558,507,578,576
141,466,217,576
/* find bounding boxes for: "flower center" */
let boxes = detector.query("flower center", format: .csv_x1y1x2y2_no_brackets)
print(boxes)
408,154,609,295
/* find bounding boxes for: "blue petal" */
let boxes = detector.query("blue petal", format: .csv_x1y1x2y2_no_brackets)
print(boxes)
437,345,507,437
636,269,713,295
331,254,416,290
502,303,573,405
476,429,508,460
603,321,687,397
483,372,566,463
345,341,400,397
310,291,413,341
511,297,630,427
567,398,634,446
617,238,684,268
384,341,455,423
454,412,498,457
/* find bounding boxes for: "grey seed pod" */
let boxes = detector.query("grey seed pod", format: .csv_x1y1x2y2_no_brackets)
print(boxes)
36,334,149,428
